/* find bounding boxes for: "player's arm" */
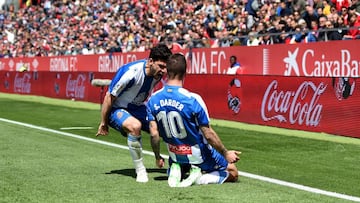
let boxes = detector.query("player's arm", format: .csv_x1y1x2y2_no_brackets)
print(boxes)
96,92,115,136
200,125,240,164
149,120,165,168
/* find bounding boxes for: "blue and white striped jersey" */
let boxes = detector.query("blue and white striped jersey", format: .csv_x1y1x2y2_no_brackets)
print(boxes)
108,59,160,110
147,85,213,165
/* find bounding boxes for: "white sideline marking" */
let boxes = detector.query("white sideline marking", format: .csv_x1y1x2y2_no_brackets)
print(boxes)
1,117,359,202
60,127,94,130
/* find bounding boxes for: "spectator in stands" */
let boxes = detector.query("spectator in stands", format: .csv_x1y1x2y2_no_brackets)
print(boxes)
276,0,293,17
309,19,320,38
322,0,332,16
334,16,348,37
313,0,324,11
317,15,329,41
340,6,349,25
302,4,319,30
352,0,360,13
246,31,260,46
0,0,359,57
291,0,307,15
226,55,243,75
332,0,350,13
325,20,343,40
343,13,360,39
259,30,275,45
349,3,360,17
289,24,317,43
293,10,302,22
317,7,325,19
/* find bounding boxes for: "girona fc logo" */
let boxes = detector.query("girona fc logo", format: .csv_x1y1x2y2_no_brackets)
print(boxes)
283,48,300,76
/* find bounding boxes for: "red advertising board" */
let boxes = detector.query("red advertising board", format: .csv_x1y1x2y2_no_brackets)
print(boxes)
184,74,359,138
1,71,359,138
1,41,359,138
1,40,359,77
0,71,114,103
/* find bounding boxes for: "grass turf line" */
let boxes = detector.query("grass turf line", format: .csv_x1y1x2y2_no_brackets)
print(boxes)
0,121,352,203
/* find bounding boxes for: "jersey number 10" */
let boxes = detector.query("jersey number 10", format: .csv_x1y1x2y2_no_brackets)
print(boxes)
156,111,187,139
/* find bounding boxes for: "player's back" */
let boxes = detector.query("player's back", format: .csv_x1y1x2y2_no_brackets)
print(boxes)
148,85,211,164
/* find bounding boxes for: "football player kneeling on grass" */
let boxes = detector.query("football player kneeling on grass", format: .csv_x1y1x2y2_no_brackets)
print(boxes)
147,53,240,187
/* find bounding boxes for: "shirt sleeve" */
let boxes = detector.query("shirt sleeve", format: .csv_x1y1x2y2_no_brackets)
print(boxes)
146,99,155,122
192,93,210,126
108,68,134,97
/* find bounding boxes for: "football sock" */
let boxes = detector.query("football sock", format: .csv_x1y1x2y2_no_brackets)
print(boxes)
127,134,145,171
195,170,229,185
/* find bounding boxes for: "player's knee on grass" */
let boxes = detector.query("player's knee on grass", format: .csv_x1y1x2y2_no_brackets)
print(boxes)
226,163,239,182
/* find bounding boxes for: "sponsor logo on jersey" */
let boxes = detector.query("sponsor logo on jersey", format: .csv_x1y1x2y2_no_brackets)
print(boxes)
168,143,192,155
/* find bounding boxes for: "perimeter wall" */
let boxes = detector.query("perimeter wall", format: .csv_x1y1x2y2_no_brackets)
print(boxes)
1,40,359,138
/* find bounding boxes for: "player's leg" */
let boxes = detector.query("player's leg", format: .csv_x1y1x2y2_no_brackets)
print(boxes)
195,170,229,185
122,116,148,183
195,149,237,185
109,109,148,183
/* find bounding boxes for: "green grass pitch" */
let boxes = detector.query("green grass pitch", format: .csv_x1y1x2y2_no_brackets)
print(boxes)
1,93,359,203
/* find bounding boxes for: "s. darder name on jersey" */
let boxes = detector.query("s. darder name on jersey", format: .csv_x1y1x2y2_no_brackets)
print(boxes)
159,99,184,111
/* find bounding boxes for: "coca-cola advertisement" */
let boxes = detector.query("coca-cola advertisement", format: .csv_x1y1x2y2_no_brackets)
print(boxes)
185,75,359,138
0,71,113,103
14,73,32,93
65,74,86,99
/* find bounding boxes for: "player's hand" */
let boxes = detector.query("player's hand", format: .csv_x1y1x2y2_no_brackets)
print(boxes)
96,123,109,137
225,150,241,163
156,156,165,168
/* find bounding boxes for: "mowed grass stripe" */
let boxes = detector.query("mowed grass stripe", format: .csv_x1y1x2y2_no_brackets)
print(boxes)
212,119,360,146
0,121,140,202
1,120,348,203
1,118,359,203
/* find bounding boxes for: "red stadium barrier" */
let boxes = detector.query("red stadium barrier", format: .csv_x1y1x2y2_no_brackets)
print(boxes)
185,74,359,138
0,71,113,103
1,40,359,77
1,71,359,138
1,40,359,138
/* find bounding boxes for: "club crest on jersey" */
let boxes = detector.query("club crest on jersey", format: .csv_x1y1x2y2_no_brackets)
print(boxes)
168,143,192,155
116,111,123,119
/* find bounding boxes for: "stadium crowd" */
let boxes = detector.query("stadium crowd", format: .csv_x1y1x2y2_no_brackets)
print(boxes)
0,0,359,58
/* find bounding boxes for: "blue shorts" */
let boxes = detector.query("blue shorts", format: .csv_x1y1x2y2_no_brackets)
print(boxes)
108,106,150,137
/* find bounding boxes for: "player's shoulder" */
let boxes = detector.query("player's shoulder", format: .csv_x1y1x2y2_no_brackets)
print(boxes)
125,59,146,71
150,87,164,98
116,59,146,79
178,88,204,102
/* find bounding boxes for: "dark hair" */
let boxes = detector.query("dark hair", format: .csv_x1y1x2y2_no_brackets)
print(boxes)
149,43,172,62
230,55,237,61
166,53,187,80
